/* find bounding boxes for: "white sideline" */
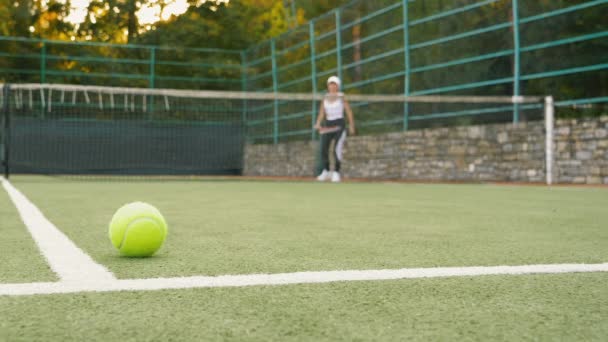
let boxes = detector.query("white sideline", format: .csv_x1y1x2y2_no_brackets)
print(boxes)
0,263,607,296
1,177,607,297
1,177,116,283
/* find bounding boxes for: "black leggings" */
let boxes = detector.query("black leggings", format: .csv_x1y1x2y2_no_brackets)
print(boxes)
321,120,346,172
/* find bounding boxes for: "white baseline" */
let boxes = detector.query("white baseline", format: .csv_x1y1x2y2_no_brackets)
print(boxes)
0,263,607,296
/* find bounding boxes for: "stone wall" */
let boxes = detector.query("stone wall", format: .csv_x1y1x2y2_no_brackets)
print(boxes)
554,117,608,184
244,140,318,177
244,116,608,184
344,122,547,182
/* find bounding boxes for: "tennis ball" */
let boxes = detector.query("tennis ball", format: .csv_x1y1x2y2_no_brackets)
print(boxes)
108,202,168,257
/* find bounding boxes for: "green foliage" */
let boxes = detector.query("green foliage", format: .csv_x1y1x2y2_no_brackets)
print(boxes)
0,0,73,39
138,0,296,49
77,0,157,43
295,0,351,20
0,0,15,36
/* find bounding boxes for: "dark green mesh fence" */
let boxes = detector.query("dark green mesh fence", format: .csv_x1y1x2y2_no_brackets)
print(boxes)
3,84,245,175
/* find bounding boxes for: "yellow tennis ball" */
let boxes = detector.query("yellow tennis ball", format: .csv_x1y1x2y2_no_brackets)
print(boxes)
109,202,168,257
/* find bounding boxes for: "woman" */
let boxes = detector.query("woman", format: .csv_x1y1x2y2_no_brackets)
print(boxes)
314,76,355,182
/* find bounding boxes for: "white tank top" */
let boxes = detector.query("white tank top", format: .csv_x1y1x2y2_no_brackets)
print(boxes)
323,94,344,121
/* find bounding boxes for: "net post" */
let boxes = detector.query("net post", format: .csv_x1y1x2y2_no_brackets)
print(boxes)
545,96,554,185
2,84,10,179
402,0,410,131
511,0,521,123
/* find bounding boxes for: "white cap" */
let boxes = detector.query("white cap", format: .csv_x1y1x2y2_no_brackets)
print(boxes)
327,76,341,88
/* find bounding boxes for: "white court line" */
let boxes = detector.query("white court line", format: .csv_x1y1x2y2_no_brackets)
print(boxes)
0,263,607,296
1,177,116,283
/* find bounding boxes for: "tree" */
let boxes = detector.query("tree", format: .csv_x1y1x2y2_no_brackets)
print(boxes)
77,0,228,43
139,0,298,49
295,0,350,20
78,0,147,43
0,0,73,39
0,0,16,36
136,0,296,89
33,0,74,40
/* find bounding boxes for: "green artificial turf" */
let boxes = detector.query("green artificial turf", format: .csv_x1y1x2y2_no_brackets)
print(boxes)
8,176,608,279
0,182,56,283
0,273,606,341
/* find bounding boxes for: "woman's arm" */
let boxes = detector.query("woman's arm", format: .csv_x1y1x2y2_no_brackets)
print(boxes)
314,102,325,130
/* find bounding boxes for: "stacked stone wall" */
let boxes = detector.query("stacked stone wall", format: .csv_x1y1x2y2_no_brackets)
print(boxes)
244,116,608,184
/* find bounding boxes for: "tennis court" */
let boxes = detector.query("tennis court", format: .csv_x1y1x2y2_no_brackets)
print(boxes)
1,1,606,340
1,175,607,339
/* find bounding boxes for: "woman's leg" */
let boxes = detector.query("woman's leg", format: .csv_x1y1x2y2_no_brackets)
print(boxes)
320,131,332,171
334,130,347,172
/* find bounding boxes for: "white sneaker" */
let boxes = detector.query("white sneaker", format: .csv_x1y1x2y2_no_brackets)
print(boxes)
331,171,341,183
316,170,330,181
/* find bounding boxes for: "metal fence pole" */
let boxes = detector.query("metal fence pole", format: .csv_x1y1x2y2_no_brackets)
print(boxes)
271,39,279,144
310,21,323,177
402,0,411,131
309,21,318,141
148,47,156,117
40,40,46,83
2,84,10,179
511,0,521,123
39,41,47,119
149,47,156,89
335,9,343,82
241,51,248,129
290,0,297,26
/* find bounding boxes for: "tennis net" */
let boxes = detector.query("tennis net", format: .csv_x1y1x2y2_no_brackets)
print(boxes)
1,83,550,179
